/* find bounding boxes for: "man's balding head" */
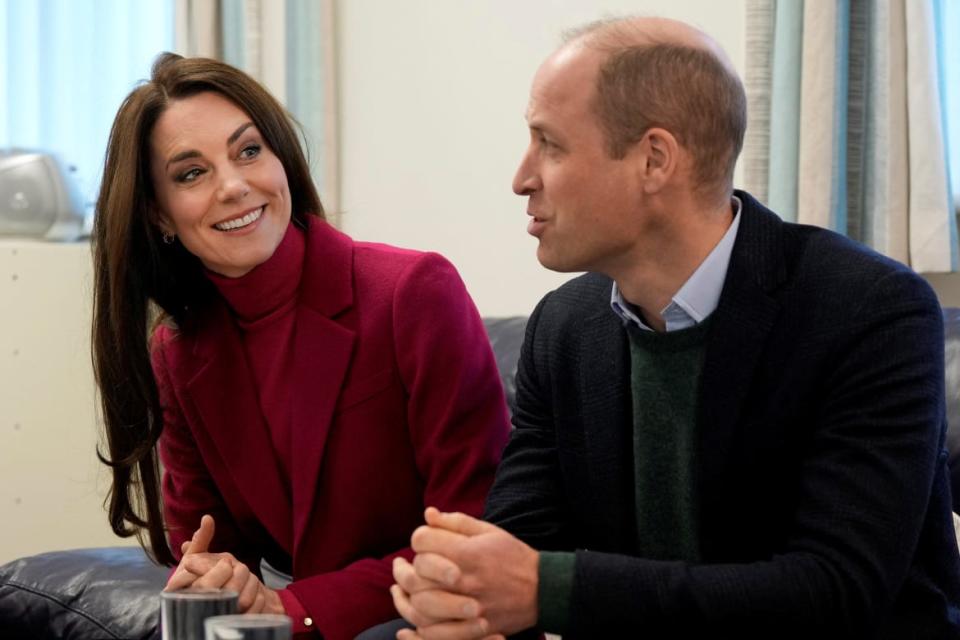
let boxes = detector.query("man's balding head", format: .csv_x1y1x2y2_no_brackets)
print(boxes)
561,17,746,198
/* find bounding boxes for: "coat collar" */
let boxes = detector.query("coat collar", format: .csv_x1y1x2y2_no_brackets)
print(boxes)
181,217,358,556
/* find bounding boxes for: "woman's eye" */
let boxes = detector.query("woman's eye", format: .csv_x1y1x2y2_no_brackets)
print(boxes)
176,168,202,183
239,143,261,160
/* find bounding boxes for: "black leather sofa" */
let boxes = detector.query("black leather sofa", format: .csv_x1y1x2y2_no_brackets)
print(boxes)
2,311,960,639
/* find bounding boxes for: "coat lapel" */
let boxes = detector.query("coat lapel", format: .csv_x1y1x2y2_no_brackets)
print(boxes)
289,309,354,553
697,192,786,541
578,307,636,551
184,302,293,551
289,219,357,554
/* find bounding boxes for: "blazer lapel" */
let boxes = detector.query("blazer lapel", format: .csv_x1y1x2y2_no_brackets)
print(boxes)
289,309,355,553
697,193,786,541
184,302,293,551
578,308,635,551
289,218,357,554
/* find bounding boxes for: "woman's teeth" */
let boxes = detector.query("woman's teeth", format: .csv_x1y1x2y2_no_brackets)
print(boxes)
215,207,263,231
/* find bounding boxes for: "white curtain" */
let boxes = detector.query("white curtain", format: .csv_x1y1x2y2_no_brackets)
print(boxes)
174,0,340,225
0,0,174,211
743,0,957,273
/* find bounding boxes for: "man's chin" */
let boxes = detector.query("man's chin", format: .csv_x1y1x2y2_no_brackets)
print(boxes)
536,248,584,274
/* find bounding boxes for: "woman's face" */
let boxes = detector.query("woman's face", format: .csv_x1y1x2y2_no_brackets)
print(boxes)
149,91,292,278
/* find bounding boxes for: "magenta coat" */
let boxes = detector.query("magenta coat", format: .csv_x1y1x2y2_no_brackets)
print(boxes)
153,218,510,639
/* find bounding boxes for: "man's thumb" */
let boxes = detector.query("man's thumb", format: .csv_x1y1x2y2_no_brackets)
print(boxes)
424,507,496,536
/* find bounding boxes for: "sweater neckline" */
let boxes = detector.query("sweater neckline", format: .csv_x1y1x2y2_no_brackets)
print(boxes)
206,223,305,328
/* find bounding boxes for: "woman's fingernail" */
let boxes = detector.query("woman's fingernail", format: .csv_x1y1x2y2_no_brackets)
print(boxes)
463,602,478,617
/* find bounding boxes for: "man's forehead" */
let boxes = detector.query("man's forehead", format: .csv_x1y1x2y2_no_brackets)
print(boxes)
526,44,600,118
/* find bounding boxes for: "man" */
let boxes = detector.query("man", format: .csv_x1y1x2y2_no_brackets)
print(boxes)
390,16,960,639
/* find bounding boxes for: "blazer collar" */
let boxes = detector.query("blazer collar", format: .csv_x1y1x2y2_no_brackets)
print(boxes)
297,217,354,318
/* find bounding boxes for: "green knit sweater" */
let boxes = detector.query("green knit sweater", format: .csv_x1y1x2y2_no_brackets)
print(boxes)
537,319,710,632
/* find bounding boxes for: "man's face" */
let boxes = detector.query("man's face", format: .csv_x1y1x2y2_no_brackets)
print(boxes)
512,45,645,274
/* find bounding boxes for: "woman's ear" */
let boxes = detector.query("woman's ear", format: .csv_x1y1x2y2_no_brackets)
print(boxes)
151,205,175,237
634,127,680,195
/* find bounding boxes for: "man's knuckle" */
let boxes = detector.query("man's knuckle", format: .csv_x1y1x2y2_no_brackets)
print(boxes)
411,527,429,548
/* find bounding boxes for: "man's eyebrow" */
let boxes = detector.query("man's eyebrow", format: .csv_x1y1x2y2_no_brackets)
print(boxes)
165,122,256,170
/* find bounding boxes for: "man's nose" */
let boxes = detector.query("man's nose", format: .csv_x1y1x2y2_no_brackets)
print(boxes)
512,149,541,196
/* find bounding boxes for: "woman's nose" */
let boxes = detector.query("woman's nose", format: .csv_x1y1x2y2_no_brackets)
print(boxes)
217,170,250,202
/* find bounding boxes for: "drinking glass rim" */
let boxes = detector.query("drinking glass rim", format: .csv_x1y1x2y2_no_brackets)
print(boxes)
205,613,293,626
160,587,240,600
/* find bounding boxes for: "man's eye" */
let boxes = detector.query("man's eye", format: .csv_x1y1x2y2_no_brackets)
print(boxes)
240,144,261,159
176,168,202,183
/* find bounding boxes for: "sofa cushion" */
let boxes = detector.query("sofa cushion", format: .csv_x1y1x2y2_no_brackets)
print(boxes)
482,316,527,411
0,547,167,639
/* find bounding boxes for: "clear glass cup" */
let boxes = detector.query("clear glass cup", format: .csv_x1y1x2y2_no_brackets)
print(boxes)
204,614,293,640
160,588,239,640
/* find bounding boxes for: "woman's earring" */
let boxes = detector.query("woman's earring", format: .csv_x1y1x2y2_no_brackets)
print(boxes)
162,232,175,245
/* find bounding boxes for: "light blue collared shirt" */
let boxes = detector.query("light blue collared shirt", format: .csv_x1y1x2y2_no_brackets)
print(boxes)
610,196,742,332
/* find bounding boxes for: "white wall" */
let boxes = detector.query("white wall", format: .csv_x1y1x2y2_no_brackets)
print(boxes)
337,0,747,317
0,241,136,562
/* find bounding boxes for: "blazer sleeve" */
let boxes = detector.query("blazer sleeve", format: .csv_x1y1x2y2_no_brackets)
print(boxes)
549,270,952,636
152,328,262,573
283,252,511,640
484,291,574,551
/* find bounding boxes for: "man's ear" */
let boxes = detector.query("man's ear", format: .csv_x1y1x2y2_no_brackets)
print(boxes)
634,127,680,195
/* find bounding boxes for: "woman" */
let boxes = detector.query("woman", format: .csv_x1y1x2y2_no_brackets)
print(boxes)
92,52,510,639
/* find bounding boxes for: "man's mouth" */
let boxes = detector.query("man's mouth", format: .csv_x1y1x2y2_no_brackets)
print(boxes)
214,206,264,231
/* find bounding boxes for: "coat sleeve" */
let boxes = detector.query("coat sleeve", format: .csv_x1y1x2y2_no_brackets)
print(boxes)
484,291,575,551
531,270,954,637
152,327,263,573
284,252,511,640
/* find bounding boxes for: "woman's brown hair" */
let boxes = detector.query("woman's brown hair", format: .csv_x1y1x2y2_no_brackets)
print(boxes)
92,52,323,565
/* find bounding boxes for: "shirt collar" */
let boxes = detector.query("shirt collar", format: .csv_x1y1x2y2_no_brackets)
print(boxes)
610,195,742,332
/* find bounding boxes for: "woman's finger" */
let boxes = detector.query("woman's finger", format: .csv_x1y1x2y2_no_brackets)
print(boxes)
192,557,233,589
390,584,441,628
228,564,258,611
410,588,482,622
164,566,200,592
394,557,445,594
182,552,225,576
184,515,216,555
248,586,267,614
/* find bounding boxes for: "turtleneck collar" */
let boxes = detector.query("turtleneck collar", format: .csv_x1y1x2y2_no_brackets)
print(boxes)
206,222,306,327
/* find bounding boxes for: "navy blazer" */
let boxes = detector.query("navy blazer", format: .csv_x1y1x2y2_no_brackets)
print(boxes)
486,191,960,638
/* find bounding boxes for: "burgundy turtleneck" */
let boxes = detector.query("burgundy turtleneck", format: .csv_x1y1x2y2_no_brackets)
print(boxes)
206,223,305,495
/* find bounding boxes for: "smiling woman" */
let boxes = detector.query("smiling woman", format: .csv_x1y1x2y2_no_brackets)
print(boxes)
90,53,510,640
149,92,292,277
